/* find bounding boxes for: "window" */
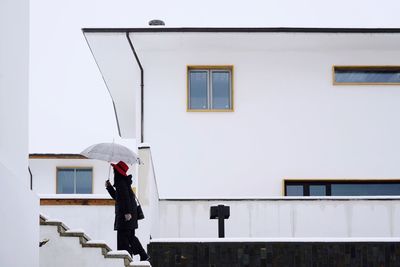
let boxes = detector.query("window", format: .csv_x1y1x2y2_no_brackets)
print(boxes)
333,66,400,85
285,180,400,196
187,66,233,111
57,168,93,194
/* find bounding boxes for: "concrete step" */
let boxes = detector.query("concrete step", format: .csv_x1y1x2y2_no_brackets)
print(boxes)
40,213,152,267
130,261,151,267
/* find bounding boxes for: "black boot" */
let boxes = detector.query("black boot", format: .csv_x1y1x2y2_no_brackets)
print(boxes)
140,252,150,261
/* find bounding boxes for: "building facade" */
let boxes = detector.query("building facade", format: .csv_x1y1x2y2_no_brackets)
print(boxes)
29,154,138,195
84,28,400,199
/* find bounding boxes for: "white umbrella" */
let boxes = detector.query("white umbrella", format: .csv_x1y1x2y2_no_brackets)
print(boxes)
80,142,140,165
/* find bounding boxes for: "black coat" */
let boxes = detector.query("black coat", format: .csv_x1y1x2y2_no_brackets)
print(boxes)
106,173,138,230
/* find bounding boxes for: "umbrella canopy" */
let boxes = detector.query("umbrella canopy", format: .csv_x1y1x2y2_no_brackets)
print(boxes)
81,142,140,165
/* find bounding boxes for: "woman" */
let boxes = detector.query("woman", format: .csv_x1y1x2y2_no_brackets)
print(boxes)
105,161,149,261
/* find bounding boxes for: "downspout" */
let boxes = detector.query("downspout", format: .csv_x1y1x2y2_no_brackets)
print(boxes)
126,32,144,143
28,166,32,190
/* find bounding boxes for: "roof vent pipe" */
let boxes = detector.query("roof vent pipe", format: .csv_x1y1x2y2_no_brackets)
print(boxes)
148,19,165,26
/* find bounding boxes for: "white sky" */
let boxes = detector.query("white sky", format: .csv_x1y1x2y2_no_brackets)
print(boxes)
29,0,400,153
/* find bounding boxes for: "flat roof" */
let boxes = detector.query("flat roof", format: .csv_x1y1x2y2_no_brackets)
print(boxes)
82,27,400,33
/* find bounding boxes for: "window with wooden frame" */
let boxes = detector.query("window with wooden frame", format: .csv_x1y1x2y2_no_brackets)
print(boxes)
187,66,233,111
56,167,93,194
284,179,400,196
333,66,400,85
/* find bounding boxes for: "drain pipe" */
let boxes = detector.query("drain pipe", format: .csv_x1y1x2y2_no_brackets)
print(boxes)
126,32,144,143
28,166,33,190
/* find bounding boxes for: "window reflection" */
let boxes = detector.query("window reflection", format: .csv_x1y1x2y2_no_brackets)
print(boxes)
285,180,400,196
310,185,326,196
286,185,304,196
334,67,400,84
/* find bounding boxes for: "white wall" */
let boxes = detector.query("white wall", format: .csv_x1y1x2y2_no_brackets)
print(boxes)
138,146,160,242
0,0,39,266
41,205,117,249
40,224,127,267
30,158,138,194
29,0,400,154
40,204,149,252
41,198,400,247
158,199,400,238
139,42,400,198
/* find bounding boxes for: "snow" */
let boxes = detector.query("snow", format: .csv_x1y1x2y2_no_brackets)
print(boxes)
151,237,400,243
107,250,131,256
160,196,400,201
66,229,86,234
130,262,151,267
40,213,50,221
86,240,108,245
138,143,151,149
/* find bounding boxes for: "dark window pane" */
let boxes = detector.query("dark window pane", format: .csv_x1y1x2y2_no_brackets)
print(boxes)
189,71,208,109
57,169,74,194
286,185,304,196
76,169,92,194
335,68,400,83
212,71,231,109
331,183,400,196
310,185,326,196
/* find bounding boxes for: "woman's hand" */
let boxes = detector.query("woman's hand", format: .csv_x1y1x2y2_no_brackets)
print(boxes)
105,180,111,187
124,213,132,221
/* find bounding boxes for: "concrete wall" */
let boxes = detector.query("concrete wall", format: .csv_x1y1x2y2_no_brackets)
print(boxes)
44,197,400,244
0,0,39,266
30,158,138,194
41,205,117,249
40,204,149,253
40,224,128,267
140,44,400,198
157,198,400,238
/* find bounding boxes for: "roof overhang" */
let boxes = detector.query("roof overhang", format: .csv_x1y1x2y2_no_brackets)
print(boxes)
83,27,400,139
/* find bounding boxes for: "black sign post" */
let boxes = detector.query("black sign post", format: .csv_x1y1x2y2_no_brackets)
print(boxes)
210,204,230,238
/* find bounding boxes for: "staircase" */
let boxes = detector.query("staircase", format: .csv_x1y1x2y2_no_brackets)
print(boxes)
40,214,150,267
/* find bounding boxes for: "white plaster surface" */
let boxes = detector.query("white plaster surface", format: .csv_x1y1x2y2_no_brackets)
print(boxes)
40,225,127,267
29,0,400,154
41,205,118,249
30,158,138,194
157,199,400,238
0,0,39,266
40,205,150,251
151,237,400,243
132,34,400,198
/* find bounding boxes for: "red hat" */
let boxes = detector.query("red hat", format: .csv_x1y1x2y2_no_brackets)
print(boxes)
111,161,129,177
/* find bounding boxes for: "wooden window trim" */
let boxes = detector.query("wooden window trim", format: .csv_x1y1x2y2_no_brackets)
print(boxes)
40,198,114,205
187,65,234,112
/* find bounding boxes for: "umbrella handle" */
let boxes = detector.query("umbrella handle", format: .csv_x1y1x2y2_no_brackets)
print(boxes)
108,138,115,181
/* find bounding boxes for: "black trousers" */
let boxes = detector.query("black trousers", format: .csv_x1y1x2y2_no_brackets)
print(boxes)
117,229,148,259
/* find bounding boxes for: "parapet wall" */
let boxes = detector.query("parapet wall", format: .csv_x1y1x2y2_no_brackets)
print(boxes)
158,197,400,238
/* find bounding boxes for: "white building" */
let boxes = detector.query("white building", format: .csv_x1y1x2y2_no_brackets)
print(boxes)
0,0,39,266
29,154,138,194
29,154,142,251
26,27,400,266
84,28,400,199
